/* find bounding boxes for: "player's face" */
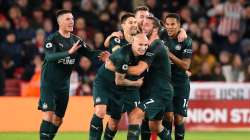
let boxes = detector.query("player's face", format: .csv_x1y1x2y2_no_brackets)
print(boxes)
122,17,138,35
132,35,149,56
164,18,180,37
142,18,154,37
58,13,74,32
135,10,150,28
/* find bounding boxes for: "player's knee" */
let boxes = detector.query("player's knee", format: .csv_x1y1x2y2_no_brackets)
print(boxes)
108,119,119,130
165,112,174,122
174,115,184,125
95,106,106,118
129,108,144,124
53,115,63,126
149,121,161,132
42,111,54,122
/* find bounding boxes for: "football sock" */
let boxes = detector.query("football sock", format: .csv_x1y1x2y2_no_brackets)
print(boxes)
89,114,103,140
175,123,185,140
162,118,172,136
40,120,55,140
127,124,140,140
141,119,151,140
158,127,171,140
103,123,117,140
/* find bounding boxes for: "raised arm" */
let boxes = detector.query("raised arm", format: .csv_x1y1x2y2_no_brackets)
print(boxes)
44,40,81,62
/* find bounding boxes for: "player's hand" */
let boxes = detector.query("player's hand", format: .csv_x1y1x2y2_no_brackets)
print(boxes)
135,77,144,87
68,40,81,54
186,70,192,77
98,51,111,62
111,31,123,38
177,28,187,42
105,58,115,71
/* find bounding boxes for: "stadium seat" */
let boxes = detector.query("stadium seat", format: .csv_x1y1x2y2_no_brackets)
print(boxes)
4,79,21,96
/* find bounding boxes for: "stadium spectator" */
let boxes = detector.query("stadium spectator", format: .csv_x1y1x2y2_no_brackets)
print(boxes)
75,56,94,96
0,58,5,96
1,32,22,67
211,63,226,81
223,54,245,82
42,18,54,37
31,8,44,30
207,0,245,37
15,16,35,43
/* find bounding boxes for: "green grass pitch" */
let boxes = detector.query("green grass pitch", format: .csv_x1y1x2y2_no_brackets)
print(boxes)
0,131,249,140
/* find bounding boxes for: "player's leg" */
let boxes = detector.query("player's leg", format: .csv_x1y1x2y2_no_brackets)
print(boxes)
103,117,119,140
124,90,143,140
149,120,170,140
163,99,174,138
174,114,185,140
163,112,173,136
142,98,171,140
141,118,151,140
127,107,145,140
173,84,190,140
104,101,122,140
38,87,63,140
89,79,109,140
89,104,107,140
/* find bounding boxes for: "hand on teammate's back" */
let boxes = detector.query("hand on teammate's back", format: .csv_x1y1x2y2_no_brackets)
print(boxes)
68,40,81,54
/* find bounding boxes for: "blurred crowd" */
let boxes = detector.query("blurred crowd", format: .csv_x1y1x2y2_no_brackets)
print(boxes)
0,0,250,96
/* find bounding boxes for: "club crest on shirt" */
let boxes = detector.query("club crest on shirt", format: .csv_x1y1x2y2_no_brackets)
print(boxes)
42,103,48,110
175,44,181,50
45,43,53,48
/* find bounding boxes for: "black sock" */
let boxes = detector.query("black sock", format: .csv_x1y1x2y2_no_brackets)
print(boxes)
175,123,185,140
141,119,151,140
162,119,172,136
158,128,171,140
103,123,117,140
50,123,59,139
89,114,103,140
127,124,140,140
40,120,55,140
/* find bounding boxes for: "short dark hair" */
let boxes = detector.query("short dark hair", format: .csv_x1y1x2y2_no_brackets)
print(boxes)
120,13,135,23
134,6,149,14
56,9,72,19
146,16,161,29
164,13,181,23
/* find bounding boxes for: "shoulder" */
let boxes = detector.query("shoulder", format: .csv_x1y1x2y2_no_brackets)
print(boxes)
183,36,192,46
45,32,58,42
110,36,122,44
71,34,82,42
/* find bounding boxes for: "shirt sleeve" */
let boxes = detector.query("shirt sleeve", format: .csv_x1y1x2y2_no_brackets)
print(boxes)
78,41,102,60
44,39,69,62
182,38,192,58
109,50,128,74
109,37,122,53
140,47,157,66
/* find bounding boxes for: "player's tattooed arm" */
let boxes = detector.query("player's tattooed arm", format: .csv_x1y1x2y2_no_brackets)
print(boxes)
168,51,191,70
115,72,143,87
127,61,149,76
104,31,123,47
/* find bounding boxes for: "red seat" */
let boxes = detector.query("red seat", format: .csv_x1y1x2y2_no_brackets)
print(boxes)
4,79,21,96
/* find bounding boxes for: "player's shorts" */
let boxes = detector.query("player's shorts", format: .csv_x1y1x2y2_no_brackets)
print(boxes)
93,79,123,120
38,87,69,118
165,84,190,117
138,97,172,120
121,89,140,113
173,84,190,117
